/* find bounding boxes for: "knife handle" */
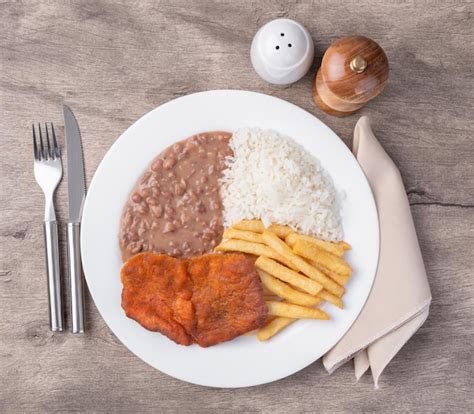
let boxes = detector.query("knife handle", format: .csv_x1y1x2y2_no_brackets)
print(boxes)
43,221,64,332
67,222,85,333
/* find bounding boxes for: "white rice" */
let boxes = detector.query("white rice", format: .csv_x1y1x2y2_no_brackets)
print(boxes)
219,128,343,241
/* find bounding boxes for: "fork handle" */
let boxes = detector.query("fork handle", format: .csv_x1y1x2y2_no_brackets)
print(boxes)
43,220,64,332
67,223,85,333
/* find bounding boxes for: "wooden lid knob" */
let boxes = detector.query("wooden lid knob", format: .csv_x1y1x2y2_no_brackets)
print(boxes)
349,55,368,73
320,36,389,105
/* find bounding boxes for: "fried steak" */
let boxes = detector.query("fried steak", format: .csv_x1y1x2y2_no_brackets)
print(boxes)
121,252,267,347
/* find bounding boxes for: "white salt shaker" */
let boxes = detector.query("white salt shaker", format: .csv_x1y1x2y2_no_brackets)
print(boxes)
251,18,314,85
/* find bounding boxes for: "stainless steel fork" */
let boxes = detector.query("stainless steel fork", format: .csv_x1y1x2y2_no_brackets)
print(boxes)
33,123,64,332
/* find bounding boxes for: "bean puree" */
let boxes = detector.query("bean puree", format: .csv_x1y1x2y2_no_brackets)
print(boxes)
119,131,232,261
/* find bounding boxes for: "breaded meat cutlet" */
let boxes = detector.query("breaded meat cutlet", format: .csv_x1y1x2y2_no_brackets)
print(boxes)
187,253,267,347
121,254,194,346
120,252,267,346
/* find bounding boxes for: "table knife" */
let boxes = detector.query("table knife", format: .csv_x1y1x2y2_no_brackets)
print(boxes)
64,104,86,333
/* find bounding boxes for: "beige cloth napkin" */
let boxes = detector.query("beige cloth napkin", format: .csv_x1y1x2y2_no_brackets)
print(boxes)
323,116,432,387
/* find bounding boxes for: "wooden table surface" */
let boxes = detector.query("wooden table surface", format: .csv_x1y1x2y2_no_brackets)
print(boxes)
1,1,473,412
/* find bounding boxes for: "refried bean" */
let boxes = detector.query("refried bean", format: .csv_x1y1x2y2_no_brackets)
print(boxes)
119,131,232,261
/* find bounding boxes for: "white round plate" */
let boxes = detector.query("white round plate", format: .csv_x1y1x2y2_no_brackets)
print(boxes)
81,90,379,388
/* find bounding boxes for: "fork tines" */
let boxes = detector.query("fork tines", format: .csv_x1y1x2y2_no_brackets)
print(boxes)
32,122,61,161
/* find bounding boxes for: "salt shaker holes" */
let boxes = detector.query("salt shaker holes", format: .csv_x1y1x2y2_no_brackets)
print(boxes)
250,18,315,85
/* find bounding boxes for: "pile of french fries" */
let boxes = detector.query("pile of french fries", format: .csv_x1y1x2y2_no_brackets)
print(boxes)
214,219,352,341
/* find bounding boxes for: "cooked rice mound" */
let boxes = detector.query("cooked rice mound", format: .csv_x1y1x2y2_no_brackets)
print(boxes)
219,128,343,241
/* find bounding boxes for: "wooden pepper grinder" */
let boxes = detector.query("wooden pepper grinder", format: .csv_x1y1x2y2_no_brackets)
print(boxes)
313,36,389,116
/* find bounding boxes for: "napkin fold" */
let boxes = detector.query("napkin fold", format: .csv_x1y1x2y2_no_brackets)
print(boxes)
323,116,432,387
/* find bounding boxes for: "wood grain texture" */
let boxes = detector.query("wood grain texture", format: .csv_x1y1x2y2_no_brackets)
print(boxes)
314,36,390,115
1,0,473,412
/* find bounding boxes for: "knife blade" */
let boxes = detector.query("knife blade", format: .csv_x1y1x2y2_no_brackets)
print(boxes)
64,105,86,222
63,104,86,333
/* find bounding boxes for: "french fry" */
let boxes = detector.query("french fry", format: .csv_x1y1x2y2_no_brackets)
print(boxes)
272,253,300,272
258,270,322,307
285,233,297,248
254,225,353,340
255,257,322,295
223,228,263,244
318,290,344,309
262,282,275,296
338,241,352,251
308,259,350,286
215,239,299,271
266,301,329,320
215,239,279,259
261,231,345,297
261,230,293,254
267,224,294,239
257,317,295,341
293,239,352,277
232,219,265,233
285,233,344,257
